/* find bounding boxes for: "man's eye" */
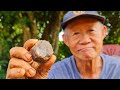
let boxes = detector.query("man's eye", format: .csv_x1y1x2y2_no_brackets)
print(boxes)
89,29,95,32
73,32,80,35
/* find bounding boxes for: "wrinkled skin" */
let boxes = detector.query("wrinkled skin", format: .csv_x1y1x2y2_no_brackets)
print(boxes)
62,17,107,79
6,39,56,79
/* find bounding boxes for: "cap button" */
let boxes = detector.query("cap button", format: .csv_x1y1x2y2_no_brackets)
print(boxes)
73,11,86,15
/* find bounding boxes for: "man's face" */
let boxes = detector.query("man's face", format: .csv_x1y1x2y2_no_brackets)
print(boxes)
63,17,107,61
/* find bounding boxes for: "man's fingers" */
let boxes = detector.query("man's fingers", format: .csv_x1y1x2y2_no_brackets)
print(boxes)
32,55,56,79
9,58,36,77
10,47,33,62
23,39,38,51
6,68,25,79
30,61,40,70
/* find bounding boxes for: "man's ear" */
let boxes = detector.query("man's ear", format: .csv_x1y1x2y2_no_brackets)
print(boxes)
62,34,69,47
102,25,108,39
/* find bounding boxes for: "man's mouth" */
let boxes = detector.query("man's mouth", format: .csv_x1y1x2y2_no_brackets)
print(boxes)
78,47,94,52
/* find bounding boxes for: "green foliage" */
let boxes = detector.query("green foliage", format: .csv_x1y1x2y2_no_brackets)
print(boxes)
0,60,8,79
57,41,72,61
99,11,120,44
0,39,9,79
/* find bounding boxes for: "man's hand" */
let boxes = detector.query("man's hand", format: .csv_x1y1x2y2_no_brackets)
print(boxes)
6,39,56,79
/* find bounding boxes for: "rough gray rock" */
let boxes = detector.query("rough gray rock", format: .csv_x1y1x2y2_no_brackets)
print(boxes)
31,40,53,63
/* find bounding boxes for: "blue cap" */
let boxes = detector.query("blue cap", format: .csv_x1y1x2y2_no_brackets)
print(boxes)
61,11,106,29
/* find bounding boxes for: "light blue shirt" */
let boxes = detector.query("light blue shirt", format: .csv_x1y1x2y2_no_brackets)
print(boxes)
48,54,120,79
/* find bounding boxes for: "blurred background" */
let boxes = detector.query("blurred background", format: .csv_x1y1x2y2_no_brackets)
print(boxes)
0,11,120,79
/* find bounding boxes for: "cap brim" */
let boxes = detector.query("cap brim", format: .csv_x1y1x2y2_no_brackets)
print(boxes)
61,14,106,29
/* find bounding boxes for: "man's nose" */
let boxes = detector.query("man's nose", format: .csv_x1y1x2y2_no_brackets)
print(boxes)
79,35,91,45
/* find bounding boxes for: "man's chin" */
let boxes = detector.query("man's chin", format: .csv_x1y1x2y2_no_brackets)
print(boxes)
80,53,96,61
82,57,93,61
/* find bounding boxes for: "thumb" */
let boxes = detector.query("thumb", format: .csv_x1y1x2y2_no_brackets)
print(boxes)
38,55,56,74
31,55,56,79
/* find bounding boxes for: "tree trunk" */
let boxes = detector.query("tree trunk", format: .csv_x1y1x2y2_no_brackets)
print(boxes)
42,11,64,55
27,11,38,38
22,25,31,43
19,12,38,44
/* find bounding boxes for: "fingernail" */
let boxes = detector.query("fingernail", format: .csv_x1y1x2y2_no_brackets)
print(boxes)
28,68,36,77
24,53,32,62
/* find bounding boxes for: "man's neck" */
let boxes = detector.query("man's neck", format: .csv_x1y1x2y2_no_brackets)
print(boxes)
74,55,103,79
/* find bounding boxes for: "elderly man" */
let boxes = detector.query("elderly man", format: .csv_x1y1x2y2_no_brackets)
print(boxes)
6,11,120,79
